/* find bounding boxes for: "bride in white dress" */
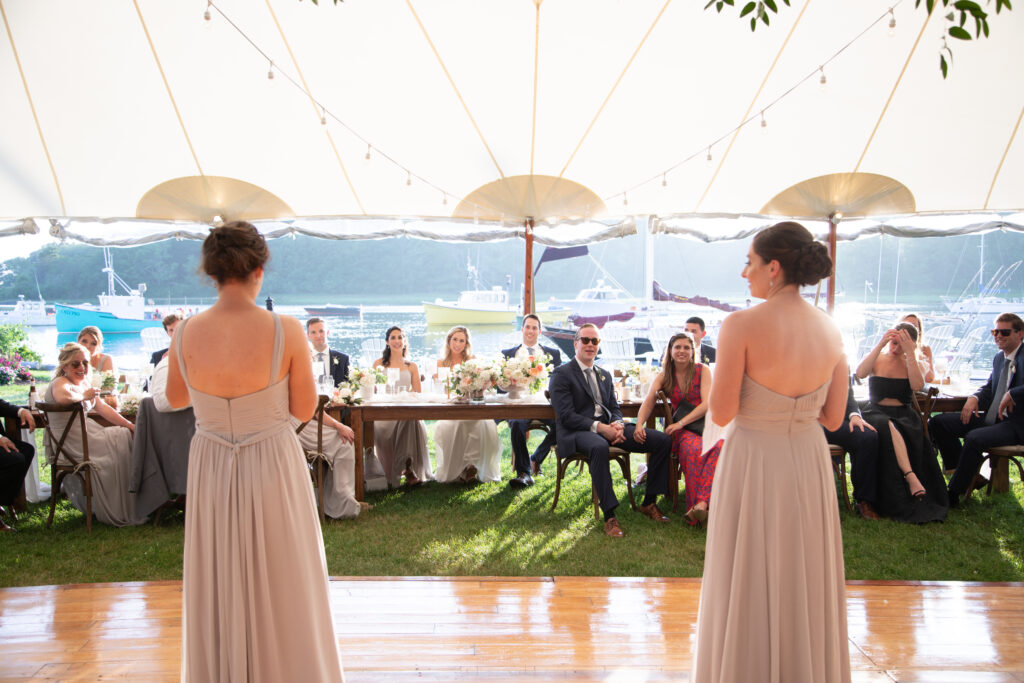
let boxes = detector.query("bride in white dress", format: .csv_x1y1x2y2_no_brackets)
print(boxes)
433,327,502,484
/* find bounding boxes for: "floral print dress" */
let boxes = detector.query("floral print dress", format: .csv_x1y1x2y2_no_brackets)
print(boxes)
670,368,722,520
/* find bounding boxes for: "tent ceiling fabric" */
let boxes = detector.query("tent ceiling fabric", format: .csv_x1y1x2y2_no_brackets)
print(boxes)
453,175,606,222
760,172,915,219
1,1,1022,236
136,176,295,222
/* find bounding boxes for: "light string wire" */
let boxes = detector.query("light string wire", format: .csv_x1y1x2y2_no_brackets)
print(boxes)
209,1,903,218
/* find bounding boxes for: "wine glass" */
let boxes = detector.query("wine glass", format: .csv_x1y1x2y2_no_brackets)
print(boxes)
386,367,400,394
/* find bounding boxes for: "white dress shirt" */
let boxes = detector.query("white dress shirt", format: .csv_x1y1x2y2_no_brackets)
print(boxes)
150,356,186,413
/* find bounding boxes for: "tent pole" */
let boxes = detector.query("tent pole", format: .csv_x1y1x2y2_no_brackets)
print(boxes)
827,212,838,314
523,218,534,316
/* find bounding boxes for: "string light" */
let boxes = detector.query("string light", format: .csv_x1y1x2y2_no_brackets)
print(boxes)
623,192,628,207
706,147,712,162
661,173,667,188
267,61,275,80
888,8,896,36
760,110,767,130
819,66,827,86
406,171,412,187
364,144,371,161
442,193,448,206
320,106,326,125
203,2,211,21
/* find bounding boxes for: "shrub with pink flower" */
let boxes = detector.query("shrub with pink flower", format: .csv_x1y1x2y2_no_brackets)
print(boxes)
0,353,33,386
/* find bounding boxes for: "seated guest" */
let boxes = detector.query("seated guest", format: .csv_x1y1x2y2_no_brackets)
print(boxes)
635,332,722,526
548,323,673,537
77,326,115,375
372,326,432,488
824,372,881,520
150,313,184,365
856,323,947,523
45,342,143,526
0,399,36,532
931,313,1024,508
307,317,349,387
502,313,563,485
434,327,501,484
291,388,367,519
900,313,936,383
149,317,187,413
684,316,716,365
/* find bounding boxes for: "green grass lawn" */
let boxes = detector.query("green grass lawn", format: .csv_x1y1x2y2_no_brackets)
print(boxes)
2,378,1023,587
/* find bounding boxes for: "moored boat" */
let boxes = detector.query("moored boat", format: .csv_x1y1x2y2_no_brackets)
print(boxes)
304,304,361,317
0,295,55,326
424,287,572,326
55,248,162,334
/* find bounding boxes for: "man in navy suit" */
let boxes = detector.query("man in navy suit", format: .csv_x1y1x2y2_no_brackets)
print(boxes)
503,313,563,487
149,313,184,365
931,313,1024,508
1,399,36,532
684,317,716,365
307,317,350,387
548,323,673,537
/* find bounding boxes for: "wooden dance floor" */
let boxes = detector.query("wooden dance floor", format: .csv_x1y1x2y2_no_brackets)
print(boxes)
1,576,1023,681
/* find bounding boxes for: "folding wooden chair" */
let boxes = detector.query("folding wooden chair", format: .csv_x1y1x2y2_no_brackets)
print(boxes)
37,401,94,533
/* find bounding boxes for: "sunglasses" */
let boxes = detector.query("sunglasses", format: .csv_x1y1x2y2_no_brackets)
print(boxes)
992,328,1016,337
578,336,601,346
68,359,90,369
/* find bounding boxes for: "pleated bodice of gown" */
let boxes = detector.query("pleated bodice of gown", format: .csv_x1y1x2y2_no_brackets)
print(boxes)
177,314,344,683
692,374,850,683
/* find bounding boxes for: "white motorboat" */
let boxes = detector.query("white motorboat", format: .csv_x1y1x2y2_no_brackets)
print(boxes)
0,295,55,326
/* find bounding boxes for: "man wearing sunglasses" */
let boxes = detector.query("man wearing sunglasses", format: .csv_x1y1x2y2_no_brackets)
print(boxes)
548,323,673,537
930,313,1024,508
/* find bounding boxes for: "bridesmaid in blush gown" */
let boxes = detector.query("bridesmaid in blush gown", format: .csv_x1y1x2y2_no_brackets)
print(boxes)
372,326,432,487
166,222,344,682
692,222,851,683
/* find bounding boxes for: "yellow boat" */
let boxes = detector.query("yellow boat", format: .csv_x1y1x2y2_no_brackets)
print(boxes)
423,287,570,326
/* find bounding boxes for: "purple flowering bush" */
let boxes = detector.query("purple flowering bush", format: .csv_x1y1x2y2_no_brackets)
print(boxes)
0,353,33,385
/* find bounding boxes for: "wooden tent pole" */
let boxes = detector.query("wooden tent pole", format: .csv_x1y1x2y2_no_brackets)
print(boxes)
523,218,534,316
827,212,838,314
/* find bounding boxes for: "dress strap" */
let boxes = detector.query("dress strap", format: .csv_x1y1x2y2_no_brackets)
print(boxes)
268,313,284,387
173,317,191,388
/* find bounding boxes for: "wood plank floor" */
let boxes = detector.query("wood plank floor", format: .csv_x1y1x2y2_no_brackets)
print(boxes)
2,577,1023,682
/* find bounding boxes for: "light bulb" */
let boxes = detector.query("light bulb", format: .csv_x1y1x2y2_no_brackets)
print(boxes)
706,147,712,162
661,174,667,188
623,193,628,207
267,63,274,80
406,171,412,187
888,8,896,36
320,107,326,125
760,111,767,130
442,193,448,206
364,144,371,161
204,9,211,21
819,66,827,86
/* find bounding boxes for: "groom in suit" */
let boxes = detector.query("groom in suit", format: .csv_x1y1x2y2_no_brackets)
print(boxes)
548,323,673,537
307,317,350,387
503,313,563,487
931,312,1024,507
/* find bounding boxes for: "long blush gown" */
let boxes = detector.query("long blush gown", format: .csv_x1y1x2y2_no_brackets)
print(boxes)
177,315,345,682
692,375,850,683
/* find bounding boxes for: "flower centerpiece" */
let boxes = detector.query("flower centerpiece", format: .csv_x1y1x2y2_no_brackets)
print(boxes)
349,365,387,400
615,361,660,398
447,358,500,403
331,383,362,406
496,353,552,399
119,393,143,419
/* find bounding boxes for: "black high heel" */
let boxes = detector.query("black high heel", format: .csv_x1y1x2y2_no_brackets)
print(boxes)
903,470,926,498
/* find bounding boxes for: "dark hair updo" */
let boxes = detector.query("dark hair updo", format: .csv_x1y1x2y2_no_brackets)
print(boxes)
200,221,270,285
752,221,832,287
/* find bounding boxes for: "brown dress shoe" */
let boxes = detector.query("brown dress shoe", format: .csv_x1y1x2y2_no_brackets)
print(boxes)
856,501,880,521
639,502,670,523
604,518,625,537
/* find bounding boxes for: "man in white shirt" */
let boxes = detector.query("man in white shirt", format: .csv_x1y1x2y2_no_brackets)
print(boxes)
307,317,350,387
932,312,1024,507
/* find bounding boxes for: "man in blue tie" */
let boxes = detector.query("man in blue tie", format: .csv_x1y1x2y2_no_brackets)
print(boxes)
548,323,673,537
931,313,1024,508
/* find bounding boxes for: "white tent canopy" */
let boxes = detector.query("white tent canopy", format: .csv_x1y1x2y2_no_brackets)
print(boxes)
1,0,1022,239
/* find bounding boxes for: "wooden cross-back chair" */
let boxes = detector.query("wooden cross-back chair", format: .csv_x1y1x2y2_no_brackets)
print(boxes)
295,394,330,523
655,390,682,511
37,401,94,533
545,392,637,520
966,445,1024,499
